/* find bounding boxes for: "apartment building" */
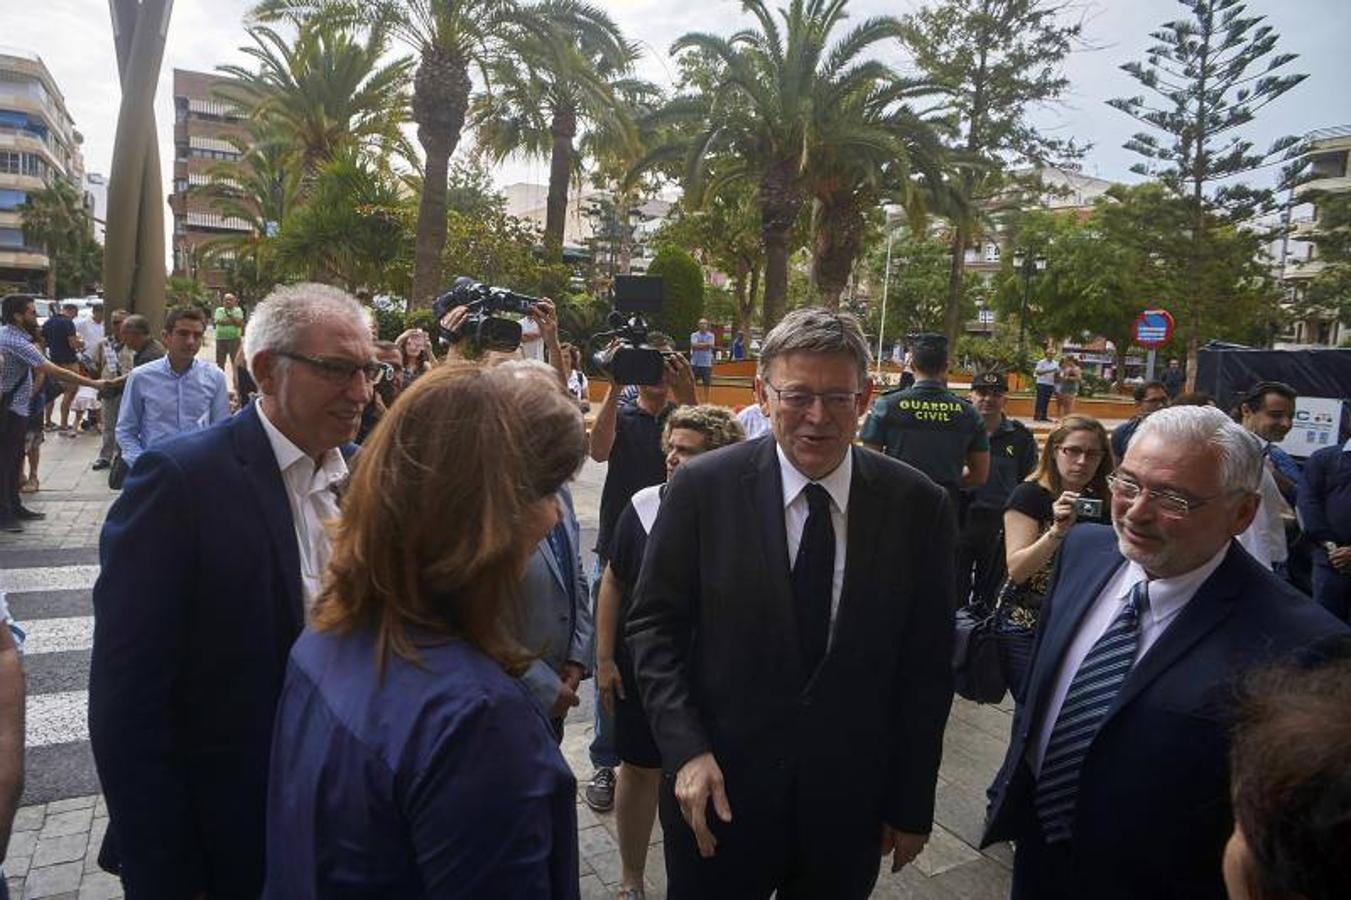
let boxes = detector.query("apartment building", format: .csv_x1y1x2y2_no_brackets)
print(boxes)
0,47,87,295
169,68,251,290
1277,125,1351,349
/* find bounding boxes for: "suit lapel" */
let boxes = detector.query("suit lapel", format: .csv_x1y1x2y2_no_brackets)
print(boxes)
832,448,881,651
540,531,566,591
744,439,803,682
1024,535,1123,724
1105,542,1243,719
234,404,305,629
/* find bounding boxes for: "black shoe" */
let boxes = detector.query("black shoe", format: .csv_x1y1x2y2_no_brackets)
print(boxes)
14,507,45,521
584,767,616,812
0,519,22,533
92,459,111,471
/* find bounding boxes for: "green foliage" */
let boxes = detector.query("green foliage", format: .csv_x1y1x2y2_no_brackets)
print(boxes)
373,306,408,342
955,331,1028,379
901,0,1084,343
862,229,977,339
645,246,705,344
701,286,737,327
19,178,98,297
166,277,210,312
556,292,612,347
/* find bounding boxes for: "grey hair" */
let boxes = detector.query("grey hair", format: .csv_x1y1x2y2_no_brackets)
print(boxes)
121,314,150,335
243,283,368,369
758,307,872,384
1133,405,1264,493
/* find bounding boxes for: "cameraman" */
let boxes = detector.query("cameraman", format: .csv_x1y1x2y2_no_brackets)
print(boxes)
583,340,695,811
439,298,567,386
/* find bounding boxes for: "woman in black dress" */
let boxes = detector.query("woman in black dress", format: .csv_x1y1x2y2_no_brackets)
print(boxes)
1001,414,1114,699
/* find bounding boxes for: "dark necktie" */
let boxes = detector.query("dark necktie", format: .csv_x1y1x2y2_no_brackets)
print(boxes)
1034,580,1150,843
792,483,835,672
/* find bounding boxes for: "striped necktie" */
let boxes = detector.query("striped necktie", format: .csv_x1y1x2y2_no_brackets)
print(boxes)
1035,579,1150,843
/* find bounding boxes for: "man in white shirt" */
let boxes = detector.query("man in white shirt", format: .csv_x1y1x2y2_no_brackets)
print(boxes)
628,307,956,898
1033,347,1059,421
1238,381,1297,576
983,406,1346,900
90,283,375,896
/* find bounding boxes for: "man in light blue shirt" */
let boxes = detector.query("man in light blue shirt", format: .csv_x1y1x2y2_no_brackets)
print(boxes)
117,307,228,468
689,318,716,402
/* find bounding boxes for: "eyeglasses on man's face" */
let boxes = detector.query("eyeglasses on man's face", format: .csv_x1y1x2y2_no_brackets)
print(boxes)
279,351,388,385
763,381,862,412
1106,473,1222,520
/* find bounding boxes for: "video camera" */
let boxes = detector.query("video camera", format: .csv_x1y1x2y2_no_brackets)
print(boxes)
589,276,667,386
433,276,542,352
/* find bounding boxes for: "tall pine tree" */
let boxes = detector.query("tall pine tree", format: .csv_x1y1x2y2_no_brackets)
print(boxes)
1109,0,1305,379
901,0,1082,347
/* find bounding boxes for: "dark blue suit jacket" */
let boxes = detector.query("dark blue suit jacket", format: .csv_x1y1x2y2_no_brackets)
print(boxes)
982,525,1347,899
89,403,355,899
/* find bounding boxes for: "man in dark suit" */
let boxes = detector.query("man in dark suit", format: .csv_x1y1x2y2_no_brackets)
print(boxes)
519,485,593,732
628,307,956,899
90,284,376,899
983,405,1347,900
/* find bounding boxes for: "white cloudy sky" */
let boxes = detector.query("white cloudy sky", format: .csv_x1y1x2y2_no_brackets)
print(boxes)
6,0,1350,206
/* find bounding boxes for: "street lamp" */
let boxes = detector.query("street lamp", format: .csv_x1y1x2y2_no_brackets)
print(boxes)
1012,250,1047,358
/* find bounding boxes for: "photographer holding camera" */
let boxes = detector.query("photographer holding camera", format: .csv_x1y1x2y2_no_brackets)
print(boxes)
583,335,695,811
1000,415,1114,701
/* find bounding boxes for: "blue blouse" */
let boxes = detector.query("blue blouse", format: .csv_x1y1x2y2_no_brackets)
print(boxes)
265,626,580,899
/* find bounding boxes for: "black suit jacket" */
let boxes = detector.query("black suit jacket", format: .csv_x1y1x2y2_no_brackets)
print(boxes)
627,437,956,834
982,525,1348,899
90,403,355,899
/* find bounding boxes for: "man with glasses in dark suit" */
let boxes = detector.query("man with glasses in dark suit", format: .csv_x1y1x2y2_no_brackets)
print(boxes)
629,307,956,899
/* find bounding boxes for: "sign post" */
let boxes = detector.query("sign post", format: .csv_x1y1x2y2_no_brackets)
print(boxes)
1134,308,1175,381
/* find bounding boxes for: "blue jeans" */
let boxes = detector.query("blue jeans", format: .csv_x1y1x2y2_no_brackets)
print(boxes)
588,555,620,769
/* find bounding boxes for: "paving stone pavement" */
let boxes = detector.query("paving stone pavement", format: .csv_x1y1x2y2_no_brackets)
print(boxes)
0,382,1016,899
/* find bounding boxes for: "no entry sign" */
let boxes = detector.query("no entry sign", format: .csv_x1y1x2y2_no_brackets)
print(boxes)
1134,308,1174,348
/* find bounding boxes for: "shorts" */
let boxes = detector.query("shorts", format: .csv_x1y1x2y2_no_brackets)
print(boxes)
692,365,713,387
23,427,43,453
615,648,662,768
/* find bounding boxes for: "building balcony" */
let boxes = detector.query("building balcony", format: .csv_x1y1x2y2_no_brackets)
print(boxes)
0,172,47,193
1297,175,1351,197
0,247,48,270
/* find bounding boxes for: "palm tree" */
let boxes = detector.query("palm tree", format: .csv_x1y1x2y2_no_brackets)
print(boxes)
807,82,959,307
471,1,639,261
193,120,301,292
252,0,546,307
220,19,411,177
20,178,89,298
656,0,906,327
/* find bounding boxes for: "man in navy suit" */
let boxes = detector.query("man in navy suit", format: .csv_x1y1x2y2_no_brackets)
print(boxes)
983,406,1347,900
90,284,376,899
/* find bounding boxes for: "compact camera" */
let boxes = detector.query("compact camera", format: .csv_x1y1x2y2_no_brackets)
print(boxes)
1073,497,1104,519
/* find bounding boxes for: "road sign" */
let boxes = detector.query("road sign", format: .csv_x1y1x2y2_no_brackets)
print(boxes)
1134,308,1174,348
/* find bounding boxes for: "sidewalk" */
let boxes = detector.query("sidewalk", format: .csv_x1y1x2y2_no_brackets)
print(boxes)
1,396,1015,899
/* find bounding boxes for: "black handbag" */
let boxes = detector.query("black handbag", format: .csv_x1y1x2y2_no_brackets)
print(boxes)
992,578,1038,703
108,453,129,491
953,601,1006,704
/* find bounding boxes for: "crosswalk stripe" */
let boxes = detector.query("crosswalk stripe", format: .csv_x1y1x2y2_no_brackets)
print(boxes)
23,616,94,656
0,565,99,594
26,690,89,748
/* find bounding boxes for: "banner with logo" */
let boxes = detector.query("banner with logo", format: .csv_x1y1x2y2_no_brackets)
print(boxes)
1277,397,1344,458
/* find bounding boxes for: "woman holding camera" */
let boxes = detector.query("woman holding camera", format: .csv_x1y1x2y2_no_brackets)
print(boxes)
999,415,1114,700
265,361,587,899
395,327,437,382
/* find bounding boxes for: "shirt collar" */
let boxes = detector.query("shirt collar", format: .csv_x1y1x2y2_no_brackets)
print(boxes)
1118,542,1229,628
776,442,852,515
1343,437,1351,453
255,401,348,487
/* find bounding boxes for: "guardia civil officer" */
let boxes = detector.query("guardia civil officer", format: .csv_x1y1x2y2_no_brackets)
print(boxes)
956,371,1038,607
861,333,990,516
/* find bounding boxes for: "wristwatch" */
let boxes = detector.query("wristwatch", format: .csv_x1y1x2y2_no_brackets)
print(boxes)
1326,541,1341,555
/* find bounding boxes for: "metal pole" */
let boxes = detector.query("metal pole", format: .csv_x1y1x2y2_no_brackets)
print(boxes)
1146,347,1157,382
876,221,895,381
1017,260,1031,358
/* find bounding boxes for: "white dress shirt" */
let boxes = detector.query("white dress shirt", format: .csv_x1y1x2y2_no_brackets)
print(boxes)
1029,542,1230,775
256,403,348,609
1237,449,1290,568
778,444,851,637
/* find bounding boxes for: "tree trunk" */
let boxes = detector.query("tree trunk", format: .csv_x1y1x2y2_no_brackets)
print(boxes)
744,264,761,351
45,251,56,299
616,189,634,275
545,109,578,262
412,128,456,308
811,200,864,311
759,165,802,329
945,223,968,346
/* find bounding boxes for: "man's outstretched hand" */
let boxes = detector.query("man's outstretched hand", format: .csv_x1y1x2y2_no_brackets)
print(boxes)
675,752,732,858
